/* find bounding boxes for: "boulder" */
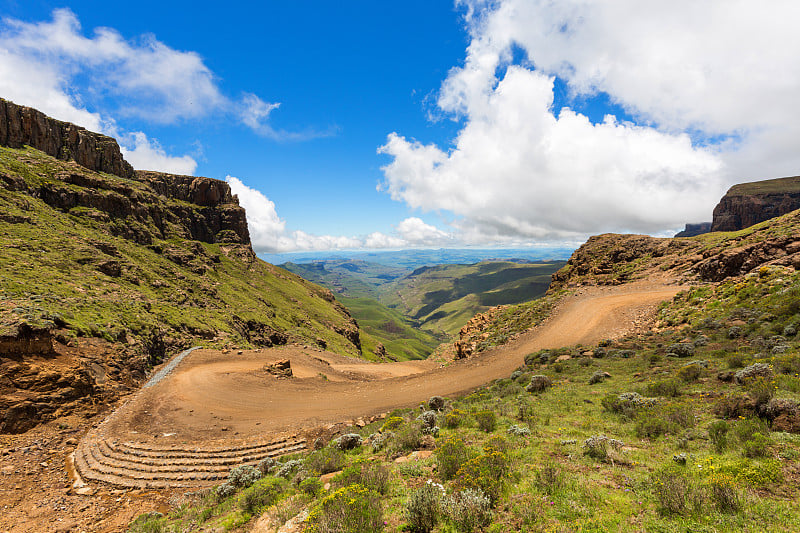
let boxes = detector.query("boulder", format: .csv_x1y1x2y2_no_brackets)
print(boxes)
263,359,292,378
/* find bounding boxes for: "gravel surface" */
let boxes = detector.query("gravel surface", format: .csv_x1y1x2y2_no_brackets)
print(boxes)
143,346,200,388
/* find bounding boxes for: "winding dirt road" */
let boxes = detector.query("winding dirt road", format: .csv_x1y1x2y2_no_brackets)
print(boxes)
97,281,682,447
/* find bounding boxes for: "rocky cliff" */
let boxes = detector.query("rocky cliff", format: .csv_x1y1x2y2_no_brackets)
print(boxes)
675,222,711,237
0,98,134,179
711,175,800,231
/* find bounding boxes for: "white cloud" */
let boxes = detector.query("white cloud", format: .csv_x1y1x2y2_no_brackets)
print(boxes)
121,132,197,175
396,217,453,246
226,175,455,252
0,8,299,174
380,0,800,243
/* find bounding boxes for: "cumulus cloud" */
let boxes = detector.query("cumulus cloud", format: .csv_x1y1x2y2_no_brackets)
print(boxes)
121,132,198,175
380,0,800,243
226,176,454,253
0,9,300,174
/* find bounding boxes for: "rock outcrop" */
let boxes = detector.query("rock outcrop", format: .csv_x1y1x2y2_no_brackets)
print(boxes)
0,98,134,179
675,222,711,237
711,175,800,232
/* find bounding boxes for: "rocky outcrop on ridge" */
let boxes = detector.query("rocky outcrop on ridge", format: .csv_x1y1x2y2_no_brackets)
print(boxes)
0,98,134,179
675,222,711,237
711,175,800,231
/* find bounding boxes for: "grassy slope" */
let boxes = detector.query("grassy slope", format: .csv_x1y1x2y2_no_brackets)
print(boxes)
337,295,440,360
726,175,800,196
0,146,361,357
382,261,565,336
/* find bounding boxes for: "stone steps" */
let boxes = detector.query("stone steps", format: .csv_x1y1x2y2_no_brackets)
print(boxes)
74,435,307,489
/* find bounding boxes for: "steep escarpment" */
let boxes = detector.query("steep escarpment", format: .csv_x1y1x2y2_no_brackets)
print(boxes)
0,98,133,179
711,175,800,231
0,104,362,433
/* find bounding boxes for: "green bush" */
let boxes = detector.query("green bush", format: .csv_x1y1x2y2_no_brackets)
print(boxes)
300,476,323,496
382,416,405,431
582,435,623,462
474,410,497,433
708,420,729,452
443,409,468,429
534,462,565,494
129,512,166,533
705,474,741,513
643,378,683,397
677,363,703,382
306,447,346,475
405,481,443,532
335,460,390,495
436,436,474,481
651,466,700,516
239,477,286,514
392,422,423,452
306,484,383,533
452,450,510,503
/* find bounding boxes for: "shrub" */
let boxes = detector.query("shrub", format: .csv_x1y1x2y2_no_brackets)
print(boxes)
443,409,468,429
393,422,423,452
525,375,552,393
482,435,509,455
734,362,773,384
453,450,510,503
215,482,236,500
602,392,657,418
743,433,771,458
275,459,303,479
258,457,276,476
474,410,497,433
440,489,493,532
300,476,322,496
405,481,443,532
436,436,473,481
708,420,729,452
726,352,747,369
129,512,166,533
706,474,741,513
582,435,623,462
382,416,405,431
643,379,682,398
667,343,695,358
370,431,393,452
507,424,531,437
417,410,438,430
651,466,694,515
227,465,261,488
775,353,800,374
239,477,286,514
534,462,564,494
306,484,383,533
677,363,703,382
588,371,609,384
306,447,346,475
745,376,776,407
334,433,363,451
335,460,390,494
428,396,446,411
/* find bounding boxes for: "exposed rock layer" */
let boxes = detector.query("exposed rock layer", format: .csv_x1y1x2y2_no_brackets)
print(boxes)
711,176,800,231
0,98,134,179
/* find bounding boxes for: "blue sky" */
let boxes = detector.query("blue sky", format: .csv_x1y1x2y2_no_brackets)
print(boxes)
2,1,799,252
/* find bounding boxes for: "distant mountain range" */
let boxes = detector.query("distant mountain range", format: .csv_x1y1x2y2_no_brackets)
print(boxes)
260,246,573,270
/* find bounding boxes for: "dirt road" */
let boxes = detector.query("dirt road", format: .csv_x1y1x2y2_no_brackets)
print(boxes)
100,281,682,445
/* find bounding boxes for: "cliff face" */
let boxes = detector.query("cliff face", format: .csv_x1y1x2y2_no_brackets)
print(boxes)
0,98,250,247
0,98,134,179
711,176,800,232
675,222,711,238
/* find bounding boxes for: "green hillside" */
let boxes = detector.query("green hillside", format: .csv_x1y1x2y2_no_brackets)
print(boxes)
0,145,362,357
382,260,565,336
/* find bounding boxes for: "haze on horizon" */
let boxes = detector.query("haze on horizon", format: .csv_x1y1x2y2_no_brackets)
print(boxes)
1,1,799,253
